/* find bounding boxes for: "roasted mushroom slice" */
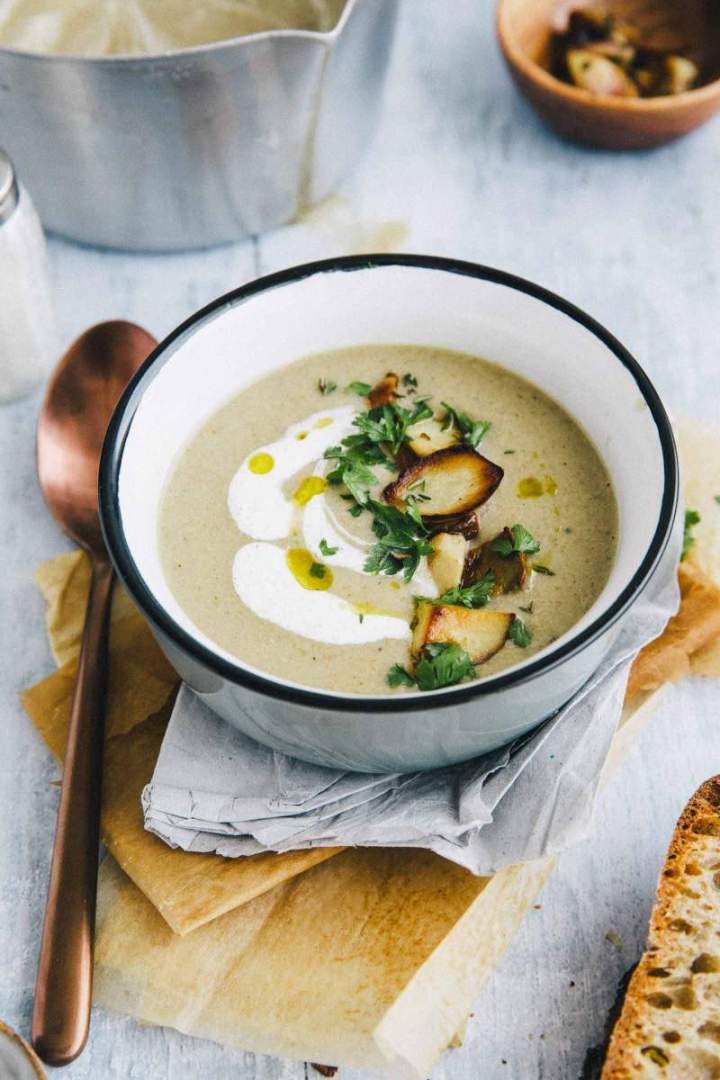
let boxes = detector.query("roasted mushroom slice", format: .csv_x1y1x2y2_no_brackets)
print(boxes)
566,7,617,44
428,509,480,540
412,602,512,665
368,372,399,408
462,528,530,595
428,532,466,594
566,49,639,97
407,417,458,458
662,55,698,96
383,446,503,518
584,38,635,65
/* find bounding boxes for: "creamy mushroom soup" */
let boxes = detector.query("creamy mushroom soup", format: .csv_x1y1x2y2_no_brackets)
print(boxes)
158,346,618,695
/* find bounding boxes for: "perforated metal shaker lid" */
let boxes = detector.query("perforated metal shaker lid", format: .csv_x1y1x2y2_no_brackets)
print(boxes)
0,149,19,224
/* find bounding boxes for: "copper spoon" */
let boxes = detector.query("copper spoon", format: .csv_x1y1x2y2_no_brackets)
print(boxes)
32,321,157,1066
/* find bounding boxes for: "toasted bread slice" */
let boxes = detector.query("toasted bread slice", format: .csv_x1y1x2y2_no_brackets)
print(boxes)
407,418,458,458
463,529,530,595
602,776,720,1079
384,446,503,518
368,372,399,408
429,533,466,594
412,602,512,665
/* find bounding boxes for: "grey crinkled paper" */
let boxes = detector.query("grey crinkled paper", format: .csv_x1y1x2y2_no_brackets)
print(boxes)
142,536,680,876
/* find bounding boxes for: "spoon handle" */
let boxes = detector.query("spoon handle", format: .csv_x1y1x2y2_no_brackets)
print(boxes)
31,556,115,1066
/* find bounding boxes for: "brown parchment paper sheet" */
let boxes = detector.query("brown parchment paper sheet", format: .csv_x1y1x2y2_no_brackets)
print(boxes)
91,689,668,1078
21,550,340,934
22,420,720,1075
626,419,720,696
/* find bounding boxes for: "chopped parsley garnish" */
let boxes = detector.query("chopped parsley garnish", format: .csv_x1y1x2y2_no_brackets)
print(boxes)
345,381,372,396
324,397,498,585
352,399,433,456
387,644,475,691
415,643,476,690
532,564,555,576
318,377,337,395
364,498,434,582
309,561,327,579
441,402,491,449
402,372,418,392
715,496,720,505
432,571,495,608
508,616,532,648
503,449,515,455
324,445,384,506
386,663,416,688
407,478,431,501
319,539,338,556
682,509,701,561
491,524,541,557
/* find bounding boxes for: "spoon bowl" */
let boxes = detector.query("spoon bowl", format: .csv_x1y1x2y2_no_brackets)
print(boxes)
38,321,157,553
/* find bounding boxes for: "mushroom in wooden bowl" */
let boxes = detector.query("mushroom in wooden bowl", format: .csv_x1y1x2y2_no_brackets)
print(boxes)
497,0,720,149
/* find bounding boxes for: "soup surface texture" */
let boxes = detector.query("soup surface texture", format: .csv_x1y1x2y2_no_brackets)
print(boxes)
159,346,618,695
0,0,345,55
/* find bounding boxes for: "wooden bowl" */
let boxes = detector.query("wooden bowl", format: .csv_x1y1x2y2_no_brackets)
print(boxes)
497,0,720,148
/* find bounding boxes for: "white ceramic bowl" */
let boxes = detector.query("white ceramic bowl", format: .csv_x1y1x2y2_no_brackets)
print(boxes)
100,255,678,772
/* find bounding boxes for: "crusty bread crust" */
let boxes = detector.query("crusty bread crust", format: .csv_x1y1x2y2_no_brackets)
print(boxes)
602,777,720,1079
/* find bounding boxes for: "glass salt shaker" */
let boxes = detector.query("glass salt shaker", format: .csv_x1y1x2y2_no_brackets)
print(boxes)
0,148,58,402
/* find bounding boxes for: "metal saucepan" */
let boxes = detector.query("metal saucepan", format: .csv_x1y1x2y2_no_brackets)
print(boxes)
0,0,399,251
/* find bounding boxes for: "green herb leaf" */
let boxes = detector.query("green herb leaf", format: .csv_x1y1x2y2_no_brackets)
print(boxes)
414,643,475,691
402,372,418,391
503,449,515,455
508,616,532,648
309,562,326,579
364,498,434,583
324,400,451,583
491,524,541,557
714,495,720,505
324,445,379,505
682,509,701,561
319,539,338,556
345,381,372,396
318,378,337,396
441,402,491,449
432,571,496,608
353,399,433,456
532,564,555,576
386,664,416,688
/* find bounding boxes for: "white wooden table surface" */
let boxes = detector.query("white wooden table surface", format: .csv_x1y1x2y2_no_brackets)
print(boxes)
2,2,720,1077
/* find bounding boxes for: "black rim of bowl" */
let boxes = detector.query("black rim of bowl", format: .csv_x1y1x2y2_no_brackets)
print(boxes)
99,253,679,713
